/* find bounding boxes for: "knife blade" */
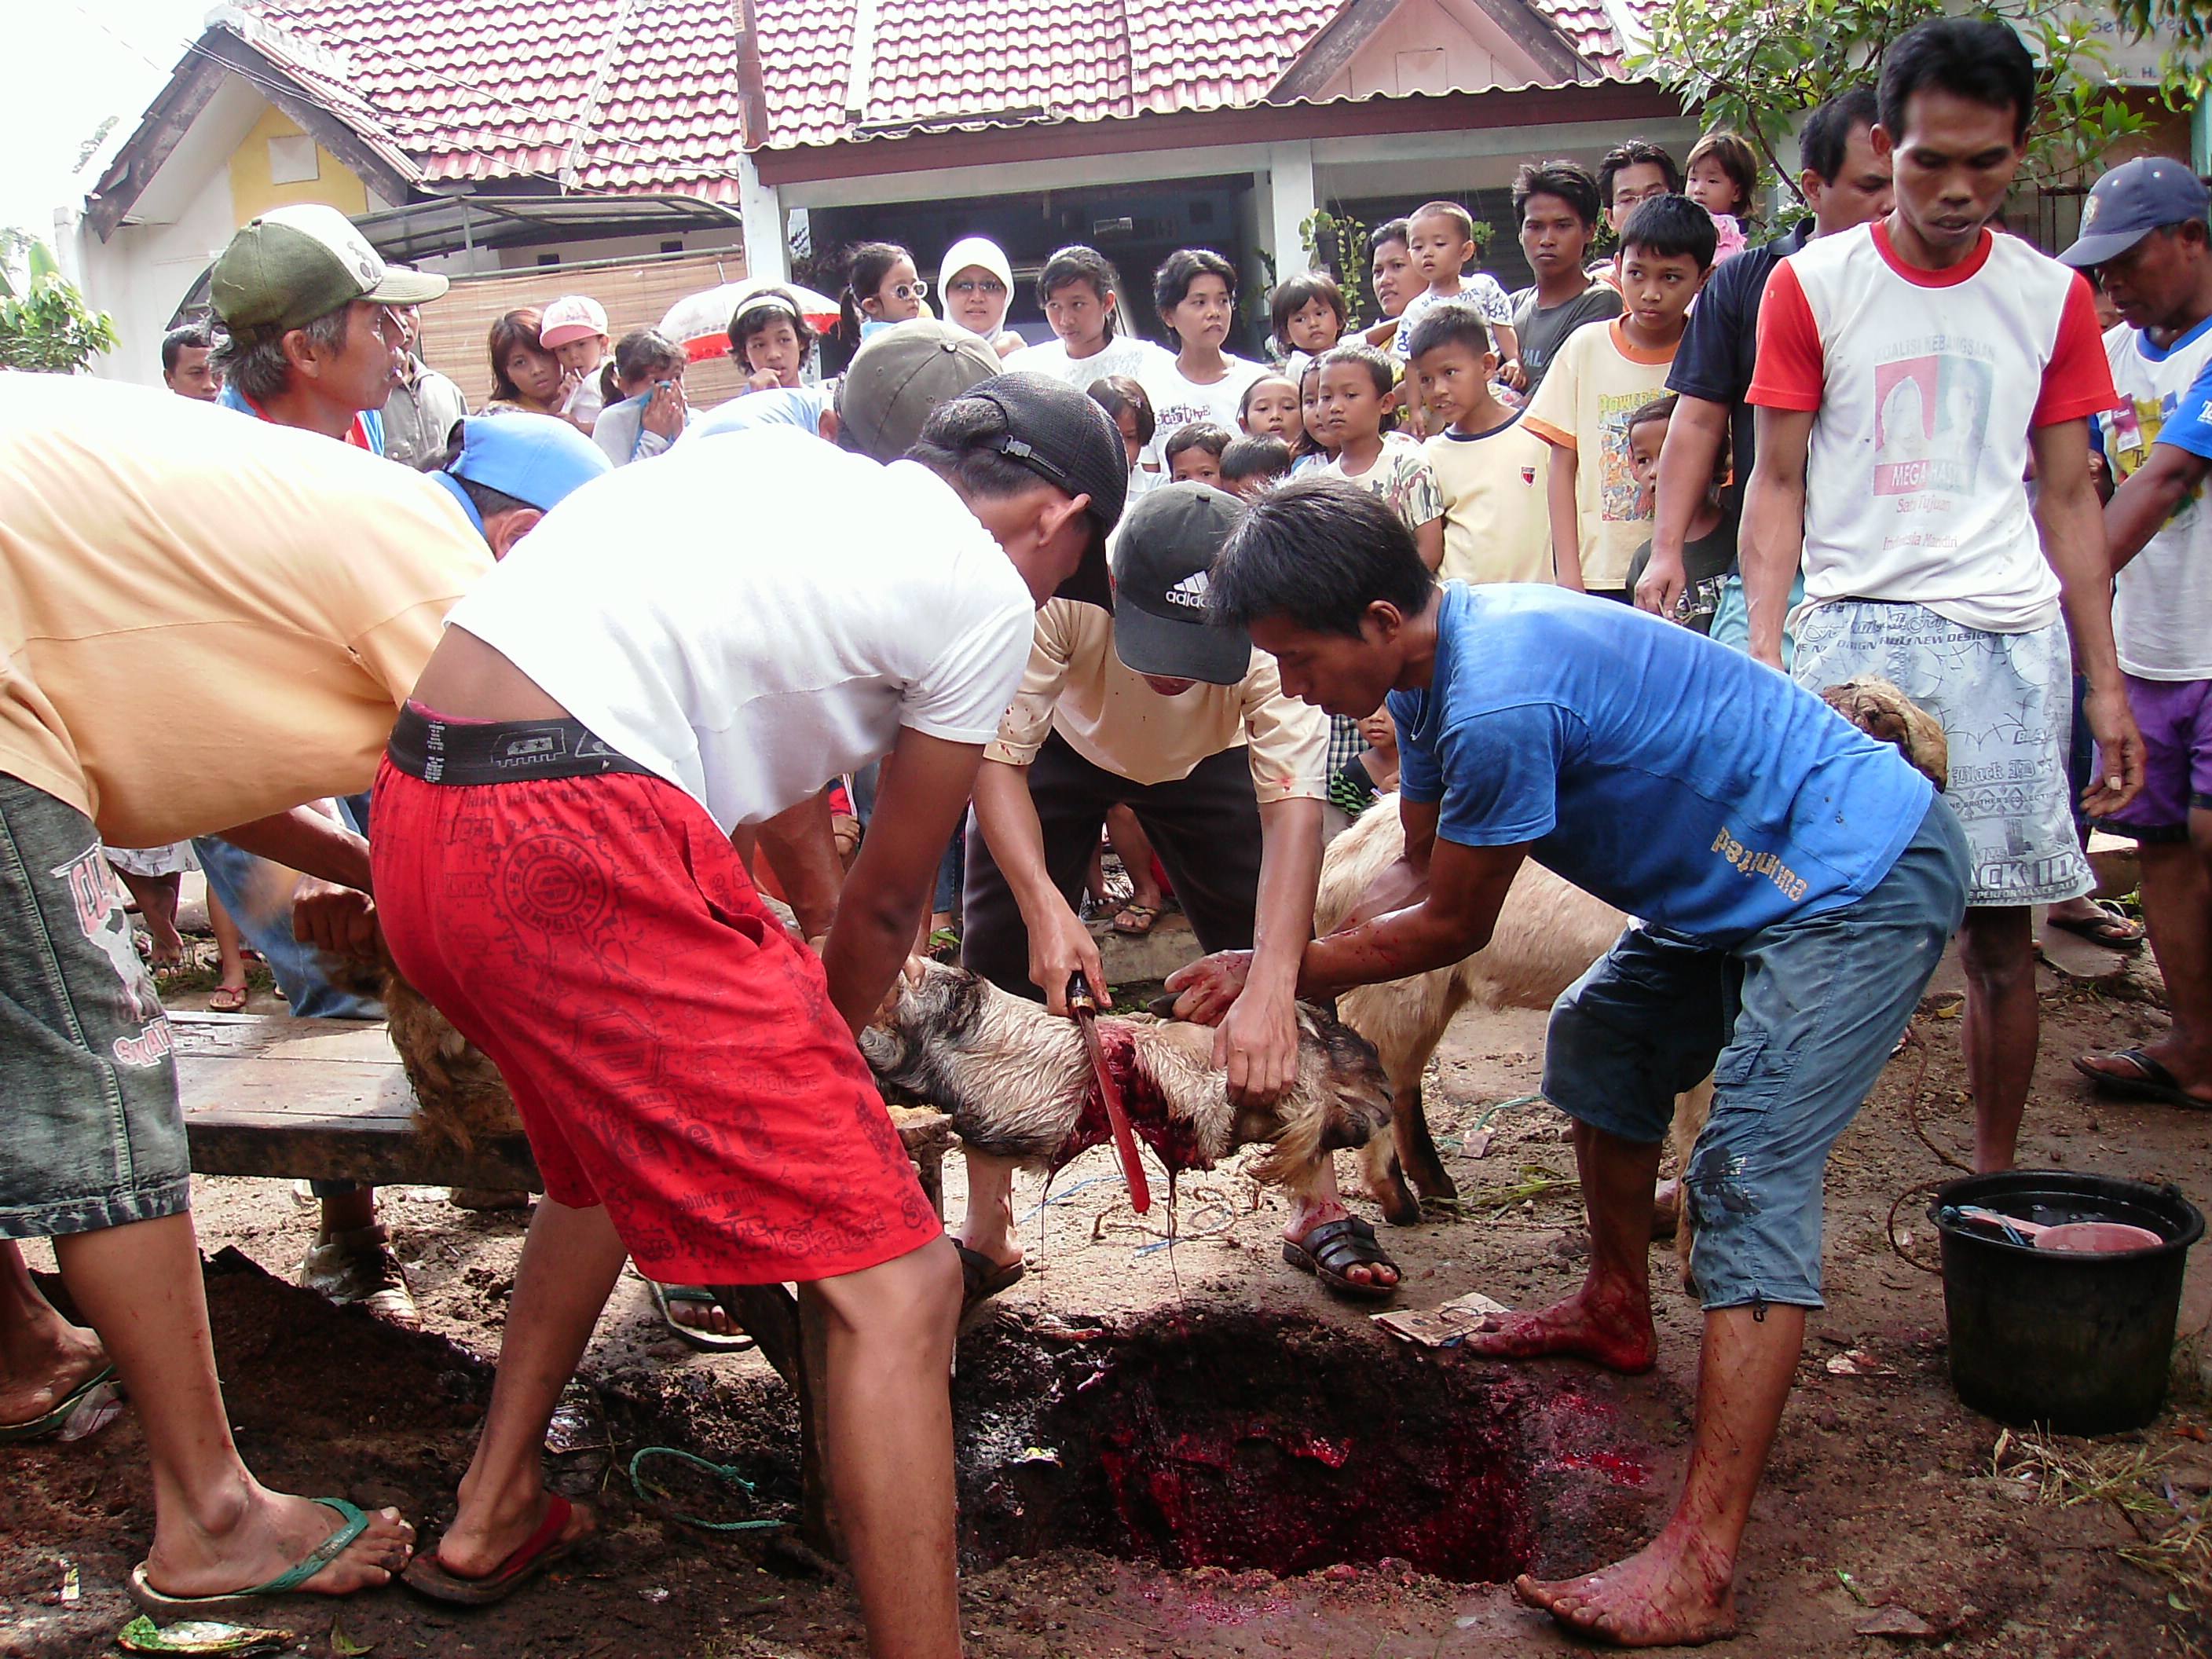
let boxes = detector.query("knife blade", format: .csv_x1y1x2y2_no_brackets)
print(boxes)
1068,970,1150,1213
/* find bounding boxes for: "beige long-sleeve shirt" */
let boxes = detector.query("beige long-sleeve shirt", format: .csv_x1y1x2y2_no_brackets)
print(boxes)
985,599,1327,803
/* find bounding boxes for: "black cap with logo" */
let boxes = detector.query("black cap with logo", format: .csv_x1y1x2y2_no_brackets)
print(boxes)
963,372,1130,609
1110,482,1251,686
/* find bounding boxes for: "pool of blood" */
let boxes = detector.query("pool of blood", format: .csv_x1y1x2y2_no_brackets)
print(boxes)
956,1309,1653,1583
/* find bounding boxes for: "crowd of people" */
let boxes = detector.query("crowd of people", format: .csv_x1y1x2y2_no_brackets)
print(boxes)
2,12,2206,1654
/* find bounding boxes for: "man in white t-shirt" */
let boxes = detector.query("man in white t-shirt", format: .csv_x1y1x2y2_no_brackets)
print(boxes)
1741,18,2142,1183
2063,158,2212,1112
372,334,1129,1645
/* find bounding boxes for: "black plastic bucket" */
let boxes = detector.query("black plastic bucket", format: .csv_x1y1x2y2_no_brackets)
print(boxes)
1929,1170,2203,1436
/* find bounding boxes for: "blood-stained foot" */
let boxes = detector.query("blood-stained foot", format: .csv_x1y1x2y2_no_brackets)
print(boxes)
1461,1284,1655,1372
1514,1526,1738,1647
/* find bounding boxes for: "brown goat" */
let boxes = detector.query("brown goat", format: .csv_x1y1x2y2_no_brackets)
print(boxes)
1315,797,1712,1250
861,958,1393,1199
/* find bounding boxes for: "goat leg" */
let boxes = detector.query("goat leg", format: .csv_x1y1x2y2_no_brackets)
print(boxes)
1358,1078,1428,1227
1393,1075,1458,1205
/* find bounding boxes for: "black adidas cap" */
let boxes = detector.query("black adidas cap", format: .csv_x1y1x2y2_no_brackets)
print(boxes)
1111,482,1251,686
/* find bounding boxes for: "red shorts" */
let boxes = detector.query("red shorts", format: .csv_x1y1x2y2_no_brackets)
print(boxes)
371,760,941,1284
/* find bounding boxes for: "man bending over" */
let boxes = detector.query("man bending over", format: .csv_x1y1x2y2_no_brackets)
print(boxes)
1171,476,1967,1646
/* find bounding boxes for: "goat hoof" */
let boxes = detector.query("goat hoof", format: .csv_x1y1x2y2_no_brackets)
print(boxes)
1406,1157,1458,1203
1372,1155,1426,1227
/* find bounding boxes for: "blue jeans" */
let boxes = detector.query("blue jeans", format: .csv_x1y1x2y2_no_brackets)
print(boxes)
1708,570,1804,667
1543,797,1968,1309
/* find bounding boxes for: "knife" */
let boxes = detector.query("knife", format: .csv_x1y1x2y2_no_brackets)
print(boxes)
1068,970,1150,1213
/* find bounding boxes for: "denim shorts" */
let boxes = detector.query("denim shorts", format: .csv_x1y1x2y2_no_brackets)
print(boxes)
1543,797,1968,1310
0,775,191,1239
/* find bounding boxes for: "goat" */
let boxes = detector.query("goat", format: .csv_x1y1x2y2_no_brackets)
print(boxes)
861,958,1393,1199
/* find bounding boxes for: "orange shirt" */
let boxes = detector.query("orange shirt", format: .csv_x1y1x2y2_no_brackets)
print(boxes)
0,375,489,844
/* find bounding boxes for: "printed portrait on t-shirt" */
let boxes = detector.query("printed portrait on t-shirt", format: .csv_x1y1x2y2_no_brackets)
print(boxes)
1871,350,1993,496
1596,390,1650,523
2100,392,2205,530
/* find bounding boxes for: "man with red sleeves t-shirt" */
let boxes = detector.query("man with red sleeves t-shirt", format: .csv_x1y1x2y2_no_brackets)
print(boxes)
1740,17,2142,1183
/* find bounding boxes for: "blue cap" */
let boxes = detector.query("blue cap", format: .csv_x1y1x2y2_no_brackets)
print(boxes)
430,414,610,540
2060,156,2212,269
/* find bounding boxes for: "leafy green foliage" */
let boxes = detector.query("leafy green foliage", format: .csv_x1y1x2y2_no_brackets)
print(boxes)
1631,0,2201,203
1299,208,1371,328
0,234,118,375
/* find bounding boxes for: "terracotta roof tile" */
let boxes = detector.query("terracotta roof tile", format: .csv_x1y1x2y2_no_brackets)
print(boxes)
213,0,1620,190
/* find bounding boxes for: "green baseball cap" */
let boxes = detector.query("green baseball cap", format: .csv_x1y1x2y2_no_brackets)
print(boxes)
211,203,448,335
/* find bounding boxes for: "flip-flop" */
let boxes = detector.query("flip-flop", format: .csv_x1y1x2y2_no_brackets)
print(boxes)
2073,1047,2212,1111
1111,902,1161,937
954,1241,1026,1333
128,1496,378,1620
1282,1217,1401,1303
0,1363,119,1445
208,984,250,1013
648,1280,755,1353
403,1494,584,1606
2047,900,2147,950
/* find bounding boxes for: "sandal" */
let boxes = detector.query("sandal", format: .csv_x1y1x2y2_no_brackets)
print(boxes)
404,1495,588,1606
0,1363,120,1444
1111,902,1162,937
2073,1047,2212,1111
954,1241,1025,1332
208,984,249,1013
2046,899,2146,951
128,1496,381,1619
1282,1217,1401,1303
648,1280,756,1353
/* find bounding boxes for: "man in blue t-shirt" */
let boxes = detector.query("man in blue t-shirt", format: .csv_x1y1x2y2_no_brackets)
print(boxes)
1169,475,1967,1650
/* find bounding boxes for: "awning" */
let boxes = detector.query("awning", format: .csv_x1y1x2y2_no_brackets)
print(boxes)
350,194,748,266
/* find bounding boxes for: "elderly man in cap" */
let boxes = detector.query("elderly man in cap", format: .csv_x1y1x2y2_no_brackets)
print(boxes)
199,203,452,1315
2064,156,2212,1114
0,370,552,1612
373,325,1126,1649
954,482,1375,1306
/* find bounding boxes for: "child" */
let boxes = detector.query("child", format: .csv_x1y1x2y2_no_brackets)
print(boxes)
480,309,565,416
1141,249,1265,467
540,295,610,430
1291,360,1334,473
831,241,926,358
592,329,690,466
729,287,819,391
1523,194,1714,597
1087,373,1159,498
1313,343,1444,570
1220,434,1292,499
1321,705,1401,844
1684,131,1759,265
1408,301,1554,586
1163,423,1231,485
1005,246,1165,390
1239,373,1301,442
1393,201,1520,383
1621,394,1735,634
1269,271,1348,382
1363,220,1415,349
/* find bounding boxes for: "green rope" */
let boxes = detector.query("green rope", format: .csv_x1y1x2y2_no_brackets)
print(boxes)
628,1446,786,1533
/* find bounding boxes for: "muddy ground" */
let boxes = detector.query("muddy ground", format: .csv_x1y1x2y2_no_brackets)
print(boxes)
6,925,2212,1658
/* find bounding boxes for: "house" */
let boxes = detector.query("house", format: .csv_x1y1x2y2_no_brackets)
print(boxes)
71,0,1690,390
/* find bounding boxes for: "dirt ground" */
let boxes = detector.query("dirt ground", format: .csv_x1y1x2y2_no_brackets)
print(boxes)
6,924,2212,1658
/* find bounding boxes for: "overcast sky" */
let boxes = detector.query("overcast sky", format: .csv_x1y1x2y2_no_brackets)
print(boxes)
5,1,210,252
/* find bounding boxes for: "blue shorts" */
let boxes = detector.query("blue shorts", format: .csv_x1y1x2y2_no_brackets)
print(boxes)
1542,797,1968,1310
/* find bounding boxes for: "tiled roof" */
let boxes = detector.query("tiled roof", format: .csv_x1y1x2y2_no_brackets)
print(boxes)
196,0,1626,194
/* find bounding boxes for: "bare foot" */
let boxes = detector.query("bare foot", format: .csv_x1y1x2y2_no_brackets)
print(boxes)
1650,1177,1682,1241
1284,1199,1400,1290
1514,1525,1738,1646
436,1490,595,1580
0,1326,108,1429
144,1490,415,1599
668,1295,747,1339
1462,1284,1655,1372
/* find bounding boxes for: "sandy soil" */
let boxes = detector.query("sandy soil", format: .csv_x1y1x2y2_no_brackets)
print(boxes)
5,932,2212,1658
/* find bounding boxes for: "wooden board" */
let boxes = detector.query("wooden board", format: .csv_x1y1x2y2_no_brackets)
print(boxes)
174,1012,540,1191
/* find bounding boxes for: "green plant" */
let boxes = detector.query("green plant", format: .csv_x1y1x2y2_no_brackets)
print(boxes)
1630,0,2203,202
1298,208,1371,328
0,236,116,375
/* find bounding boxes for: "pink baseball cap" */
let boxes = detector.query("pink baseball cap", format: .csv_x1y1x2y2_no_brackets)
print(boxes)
540,295,608,349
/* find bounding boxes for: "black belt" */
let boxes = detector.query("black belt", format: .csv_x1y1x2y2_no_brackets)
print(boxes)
386,703,657,786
